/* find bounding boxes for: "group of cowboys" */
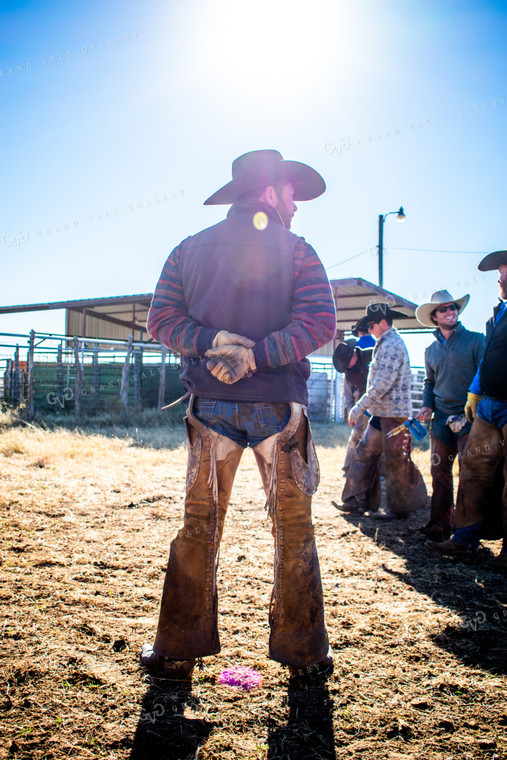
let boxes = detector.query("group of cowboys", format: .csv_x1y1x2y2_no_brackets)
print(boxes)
333,250,507,574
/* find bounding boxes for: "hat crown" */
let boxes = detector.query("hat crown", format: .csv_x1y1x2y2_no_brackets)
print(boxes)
365,302,390,319
429,289,456,305
204,149,325,205
232,150,284,180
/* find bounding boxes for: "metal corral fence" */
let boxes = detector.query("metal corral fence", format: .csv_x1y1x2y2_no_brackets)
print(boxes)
0,332,424,421
0,332,185,418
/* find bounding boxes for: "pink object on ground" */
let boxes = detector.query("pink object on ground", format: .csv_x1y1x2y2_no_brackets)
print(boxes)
218,666,263,690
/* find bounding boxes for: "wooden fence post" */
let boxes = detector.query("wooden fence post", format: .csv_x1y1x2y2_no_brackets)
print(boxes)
73,337,83,417
120,335,133,418
13,346,21,404
57,343,64,401
27,330,35,419
158,346,167,409
5,359,12,400
93,343,100,413
134,346,142,412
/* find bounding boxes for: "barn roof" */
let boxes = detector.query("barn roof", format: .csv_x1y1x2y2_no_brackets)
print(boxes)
0,278,429,343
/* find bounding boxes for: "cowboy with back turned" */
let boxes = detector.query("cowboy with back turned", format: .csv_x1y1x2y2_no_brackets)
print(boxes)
141,150,336,681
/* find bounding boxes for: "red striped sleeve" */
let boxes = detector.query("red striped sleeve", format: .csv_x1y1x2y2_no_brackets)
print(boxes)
252,240,336,368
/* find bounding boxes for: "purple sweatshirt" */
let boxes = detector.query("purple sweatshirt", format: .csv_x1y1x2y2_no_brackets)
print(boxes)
147,201,336,404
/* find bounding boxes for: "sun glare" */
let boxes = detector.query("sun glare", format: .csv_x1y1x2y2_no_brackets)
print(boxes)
197,0,348,98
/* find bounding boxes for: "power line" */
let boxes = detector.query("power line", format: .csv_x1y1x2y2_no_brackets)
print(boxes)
327,246,376,270
389,247,487,254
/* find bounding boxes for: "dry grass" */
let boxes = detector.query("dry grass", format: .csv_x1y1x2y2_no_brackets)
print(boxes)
0,416,506,760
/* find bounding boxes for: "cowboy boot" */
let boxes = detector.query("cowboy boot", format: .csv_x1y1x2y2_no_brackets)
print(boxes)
253,404,330,669
152,406,243,660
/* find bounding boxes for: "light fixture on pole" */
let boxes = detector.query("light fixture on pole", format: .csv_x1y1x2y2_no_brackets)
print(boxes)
378,206,405,288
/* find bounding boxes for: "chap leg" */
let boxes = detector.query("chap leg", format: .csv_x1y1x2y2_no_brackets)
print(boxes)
341,422,382,511
381,417,427,515
253,405,329,667
342,412,369,473
455,416,505,538
153,411,243,659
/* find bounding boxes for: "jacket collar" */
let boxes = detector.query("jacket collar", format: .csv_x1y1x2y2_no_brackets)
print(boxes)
374,326,396,349
227,200,285,226
433,321,463,342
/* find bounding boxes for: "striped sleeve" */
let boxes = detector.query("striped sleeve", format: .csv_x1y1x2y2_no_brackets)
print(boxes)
146,242,216,356
252,240,336,368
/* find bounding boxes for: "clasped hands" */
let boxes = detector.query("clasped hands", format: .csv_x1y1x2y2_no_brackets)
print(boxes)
205,330,256,384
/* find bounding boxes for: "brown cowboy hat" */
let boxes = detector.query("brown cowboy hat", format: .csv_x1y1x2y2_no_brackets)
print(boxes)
478,250,507,271
415,289,470,328
203,149,326,205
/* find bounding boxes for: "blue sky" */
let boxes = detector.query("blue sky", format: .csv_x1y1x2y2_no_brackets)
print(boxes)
1,0,506,365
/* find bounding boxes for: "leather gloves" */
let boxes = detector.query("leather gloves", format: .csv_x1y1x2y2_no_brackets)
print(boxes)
347,404,362,426
205,344,256,384
212,330,255,349
464,392,483,423
206,330,256,384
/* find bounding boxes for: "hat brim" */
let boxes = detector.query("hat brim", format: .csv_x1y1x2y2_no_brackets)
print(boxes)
204,161,326,205
333,343,356,373
352,316,370,334
415,294,470,328
478,250,507,271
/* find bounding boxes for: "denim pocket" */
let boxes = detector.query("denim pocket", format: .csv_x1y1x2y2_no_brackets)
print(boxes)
253,403,291,437
193,399,217,426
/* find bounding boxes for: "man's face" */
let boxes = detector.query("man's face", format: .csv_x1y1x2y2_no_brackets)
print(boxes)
499,264,507,299
368,319,389,339
275,182,297,229
431,302,459,331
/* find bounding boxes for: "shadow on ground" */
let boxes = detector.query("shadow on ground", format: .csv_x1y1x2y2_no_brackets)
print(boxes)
129,679,215,760
338,508,507,674
268,682,336,760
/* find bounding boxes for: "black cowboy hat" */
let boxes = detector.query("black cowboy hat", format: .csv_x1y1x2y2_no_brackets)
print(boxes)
364,302,410,324
333,340,356,373
478,250,507,271
351,317,370,336
203,149,326,205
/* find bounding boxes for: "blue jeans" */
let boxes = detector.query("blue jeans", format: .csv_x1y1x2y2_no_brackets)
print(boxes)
193,398,291,447
477,396,507,429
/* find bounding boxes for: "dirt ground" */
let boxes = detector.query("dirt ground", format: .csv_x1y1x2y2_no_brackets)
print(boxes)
0,414,506,760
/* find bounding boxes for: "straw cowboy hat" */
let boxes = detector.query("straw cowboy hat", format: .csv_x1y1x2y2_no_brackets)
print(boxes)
478,250,507,271
203,149,326,205
415,290,470,328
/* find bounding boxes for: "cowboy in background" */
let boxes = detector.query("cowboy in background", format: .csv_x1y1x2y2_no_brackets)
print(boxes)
336,303,427,517
332,329,373,473
415,290,484,541
428,250,507,573
141,150,336,681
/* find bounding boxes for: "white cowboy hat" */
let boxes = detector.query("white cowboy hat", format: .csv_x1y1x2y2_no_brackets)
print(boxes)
415,289,470,328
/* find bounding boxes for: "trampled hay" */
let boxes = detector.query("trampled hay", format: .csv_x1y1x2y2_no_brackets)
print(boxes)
0,420,505,759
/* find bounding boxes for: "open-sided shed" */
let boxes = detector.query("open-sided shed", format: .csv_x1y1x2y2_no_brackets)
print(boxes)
0,277,427,347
